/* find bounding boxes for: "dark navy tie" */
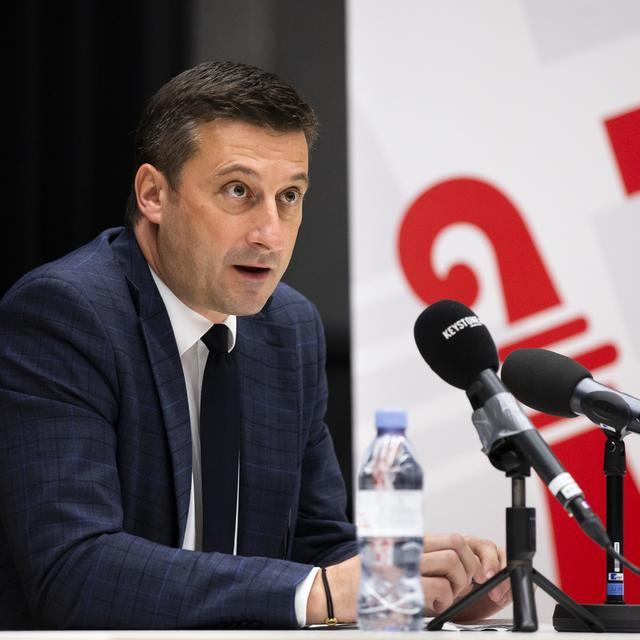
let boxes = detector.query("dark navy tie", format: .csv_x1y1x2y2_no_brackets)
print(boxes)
200,324,240,553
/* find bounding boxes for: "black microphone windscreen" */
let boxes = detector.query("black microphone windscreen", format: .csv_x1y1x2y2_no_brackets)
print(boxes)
414,299,499,390
501,348,592,418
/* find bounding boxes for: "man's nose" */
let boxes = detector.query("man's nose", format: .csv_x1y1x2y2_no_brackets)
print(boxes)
246,199,284,252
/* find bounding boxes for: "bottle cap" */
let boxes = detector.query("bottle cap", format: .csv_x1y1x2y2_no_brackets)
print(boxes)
375,409,407,431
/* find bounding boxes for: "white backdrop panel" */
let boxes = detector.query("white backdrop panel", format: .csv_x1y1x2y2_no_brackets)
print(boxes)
347,0,640,623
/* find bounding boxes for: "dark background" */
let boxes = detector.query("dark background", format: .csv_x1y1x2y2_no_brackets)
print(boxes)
6,0,353,515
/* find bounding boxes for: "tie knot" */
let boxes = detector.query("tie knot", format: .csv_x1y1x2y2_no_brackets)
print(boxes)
201,324,231,354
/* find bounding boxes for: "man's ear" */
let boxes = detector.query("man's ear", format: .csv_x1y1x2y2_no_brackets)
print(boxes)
135,163,170,224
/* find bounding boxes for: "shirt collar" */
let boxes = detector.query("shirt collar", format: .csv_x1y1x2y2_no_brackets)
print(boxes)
149,267,237,356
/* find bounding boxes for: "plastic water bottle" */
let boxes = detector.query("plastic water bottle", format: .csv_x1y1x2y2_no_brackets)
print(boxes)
356,409,425,631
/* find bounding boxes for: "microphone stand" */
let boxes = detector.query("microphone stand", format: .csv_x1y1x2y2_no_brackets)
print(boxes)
427,448,604,632
553,432,640,632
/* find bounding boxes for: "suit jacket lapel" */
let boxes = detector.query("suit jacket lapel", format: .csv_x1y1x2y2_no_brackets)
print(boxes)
109,228,303,554
235,314,301,558
111,229,192,544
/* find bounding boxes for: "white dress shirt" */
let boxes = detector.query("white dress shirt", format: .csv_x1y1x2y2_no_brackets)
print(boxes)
149,268,318,626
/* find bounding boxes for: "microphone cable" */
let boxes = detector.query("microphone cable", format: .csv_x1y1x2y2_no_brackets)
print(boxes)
605,544,640,577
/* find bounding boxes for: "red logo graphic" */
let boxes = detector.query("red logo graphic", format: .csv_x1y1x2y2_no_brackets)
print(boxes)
397,175,639,604
605,107,640,196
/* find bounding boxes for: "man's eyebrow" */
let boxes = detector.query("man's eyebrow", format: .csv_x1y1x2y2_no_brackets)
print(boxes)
216,164,259,178
215,163,310,186
290,172,310,187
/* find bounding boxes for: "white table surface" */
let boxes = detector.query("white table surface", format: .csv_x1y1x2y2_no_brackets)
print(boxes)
0,626,621,640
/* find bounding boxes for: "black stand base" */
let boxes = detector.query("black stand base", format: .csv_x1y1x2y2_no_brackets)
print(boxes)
554,603,640,633
426,463,606,633
426,448,606,632
426,563,604,632
551,433,640,632
426,499,604,632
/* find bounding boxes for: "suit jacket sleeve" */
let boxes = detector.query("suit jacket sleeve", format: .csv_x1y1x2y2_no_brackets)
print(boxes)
289,300,358,567
0,275,315,630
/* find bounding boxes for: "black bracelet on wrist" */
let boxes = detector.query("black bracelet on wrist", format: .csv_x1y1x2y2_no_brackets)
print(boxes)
321,567,338,625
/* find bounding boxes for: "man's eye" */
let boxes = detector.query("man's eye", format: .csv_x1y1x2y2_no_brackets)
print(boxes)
226,183,249,198
280,189,300,204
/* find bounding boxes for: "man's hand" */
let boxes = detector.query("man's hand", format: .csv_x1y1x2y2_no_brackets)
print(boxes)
306,533,511,625
421,533,511,620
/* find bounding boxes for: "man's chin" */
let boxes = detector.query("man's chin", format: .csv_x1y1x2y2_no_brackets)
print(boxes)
226,294,274,317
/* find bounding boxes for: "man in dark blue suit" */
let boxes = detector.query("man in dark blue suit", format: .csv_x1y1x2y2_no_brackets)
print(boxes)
0,62,510,629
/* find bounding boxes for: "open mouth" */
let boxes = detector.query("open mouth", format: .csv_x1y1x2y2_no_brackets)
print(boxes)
234,265,271,275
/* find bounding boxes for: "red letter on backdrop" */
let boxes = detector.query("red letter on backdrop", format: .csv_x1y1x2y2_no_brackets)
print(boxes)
605,106,640,196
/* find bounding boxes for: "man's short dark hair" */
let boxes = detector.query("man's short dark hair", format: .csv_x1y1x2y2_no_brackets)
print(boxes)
125,61,319,227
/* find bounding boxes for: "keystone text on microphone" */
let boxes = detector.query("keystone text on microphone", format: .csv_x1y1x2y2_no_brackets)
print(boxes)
442,315,482,340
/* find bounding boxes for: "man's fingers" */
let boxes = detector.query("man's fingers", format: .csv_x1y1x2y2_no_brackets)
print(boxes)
464,536,500,577
423,533,481,583
420,549,473,598
465,536,510,603
422,576,455,616
422,533,512,614
488,547,511,604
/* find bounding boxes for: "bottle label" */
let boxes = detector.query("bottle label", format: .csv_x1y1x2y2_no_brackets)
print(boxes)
356,490,424,537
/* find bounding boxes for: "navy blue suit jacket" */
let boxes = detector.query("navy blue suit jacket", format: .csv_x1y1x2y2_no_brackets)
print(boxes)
0,228,356,629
